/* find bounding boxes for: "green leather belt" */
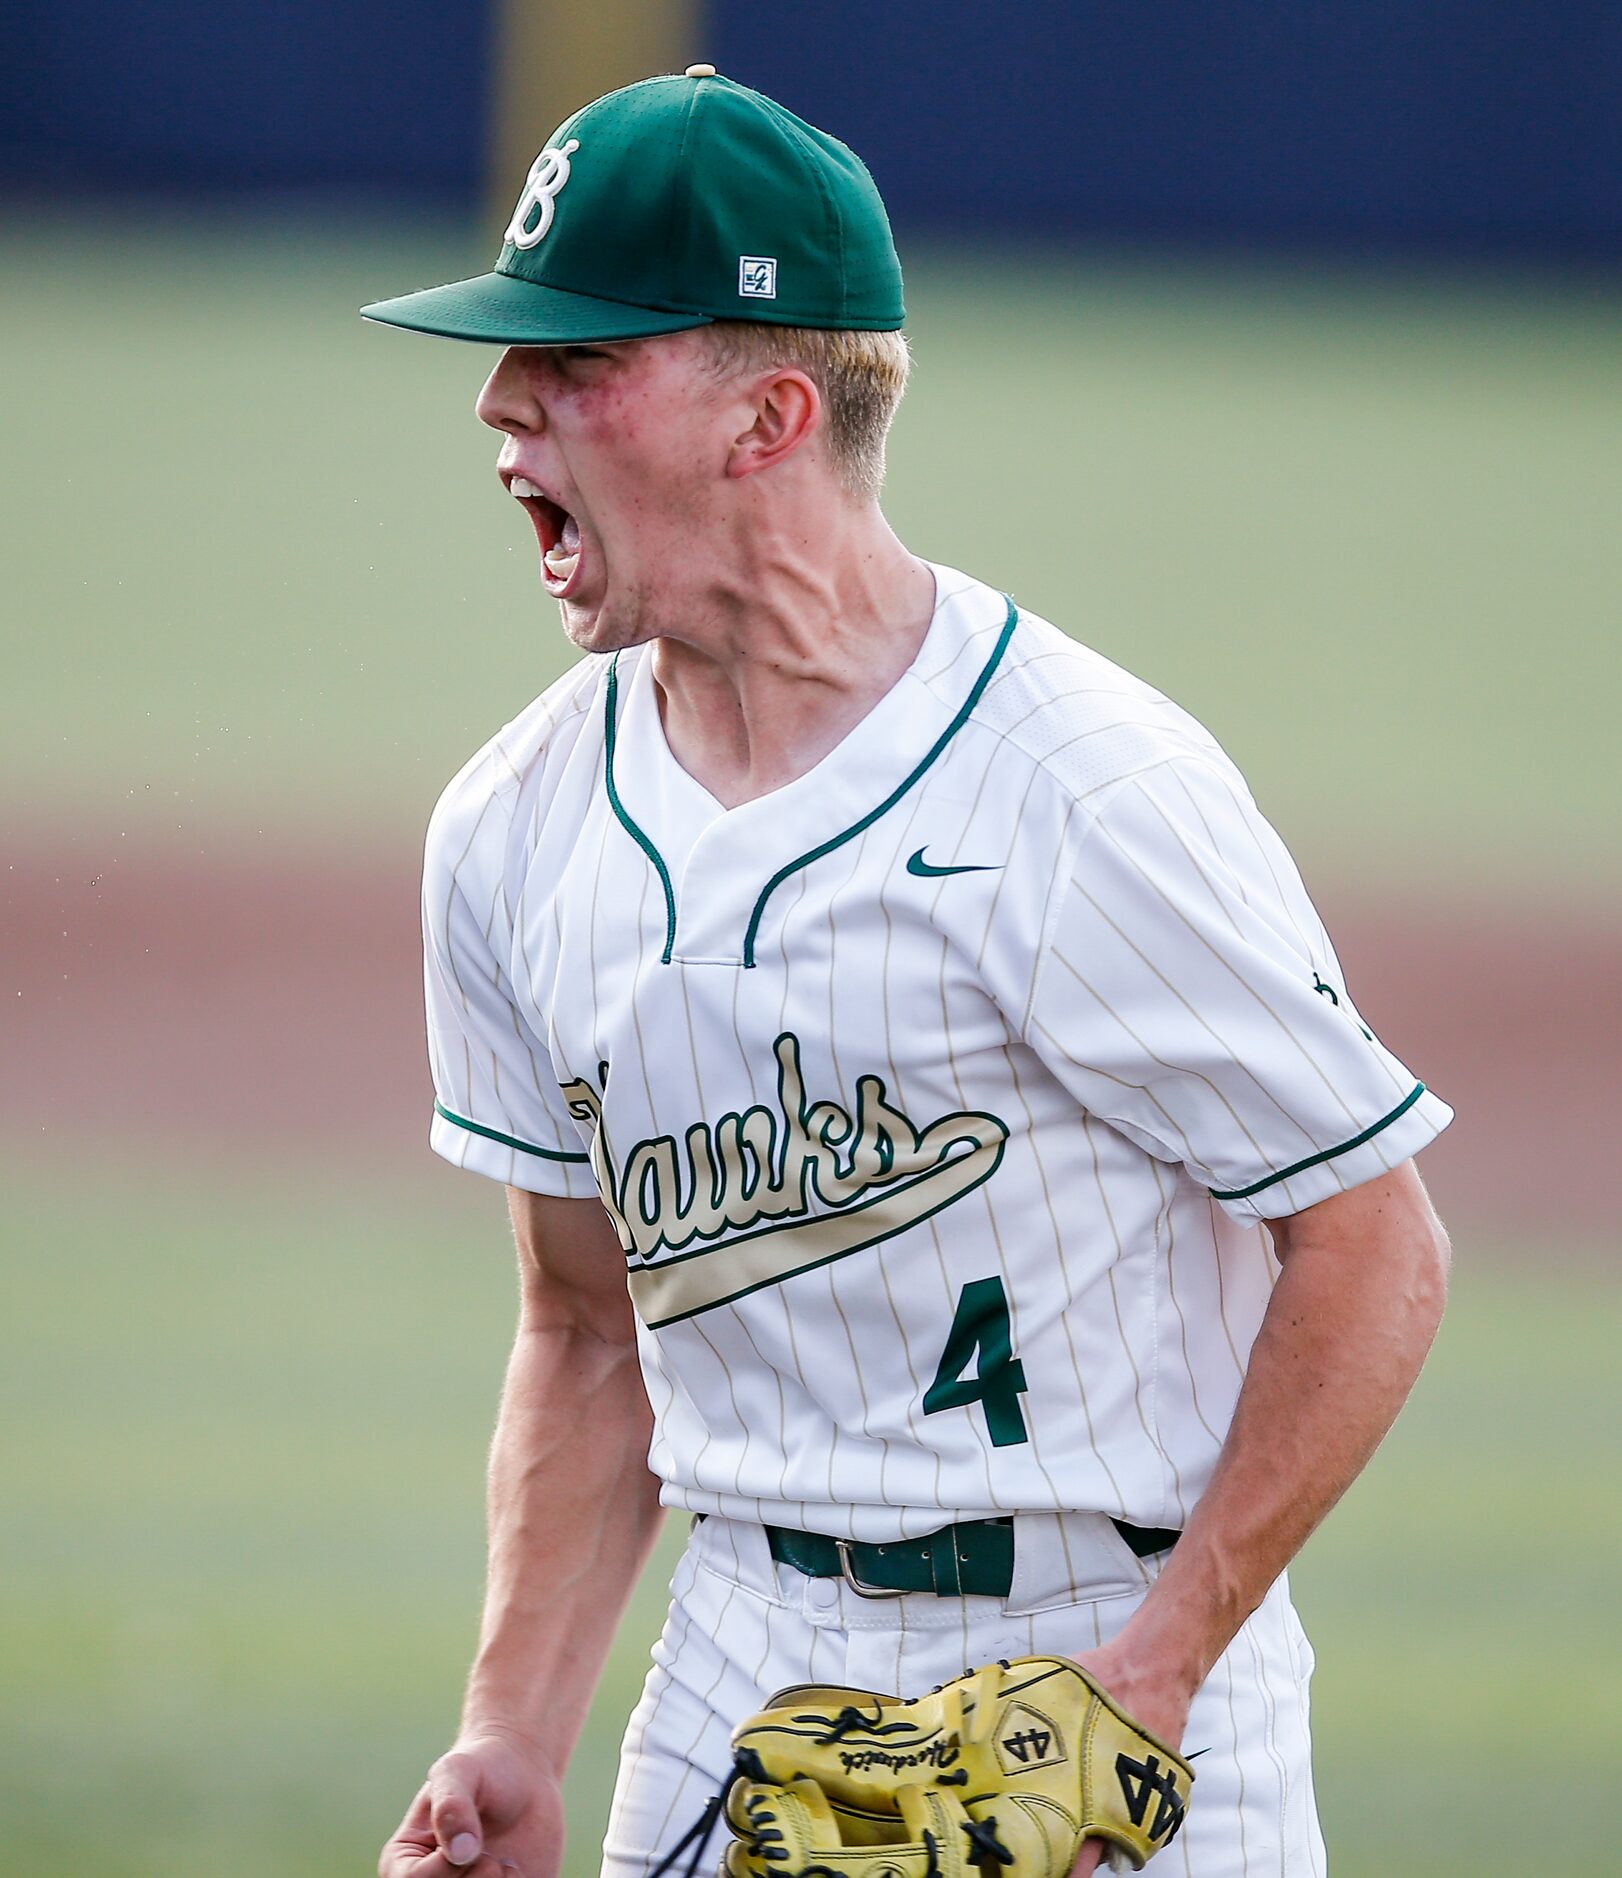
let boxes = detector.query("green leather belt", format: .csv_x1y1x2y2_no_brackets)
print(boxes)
764,1515,1179,1599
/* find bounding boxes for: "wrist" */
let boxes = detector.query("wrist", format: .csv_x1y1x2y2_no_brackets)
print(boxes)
1113,1528,1260,1688
1086,1618,1205,1706
454,1711,568,1783
461,1616,598,1770
1094,1570,1234,1701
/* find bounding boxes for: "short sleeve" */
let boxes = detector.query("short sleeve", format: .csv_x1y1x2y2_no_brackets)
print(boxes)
1023,757,1452,1221
422,813,599,1199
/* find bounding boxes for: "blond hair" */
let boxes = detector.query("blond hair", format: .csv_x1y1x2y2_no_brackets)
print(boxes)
700,322,911,500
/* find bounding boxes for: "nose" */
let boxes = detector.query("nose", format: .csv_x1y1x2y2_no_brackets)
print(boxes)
476,347,546,435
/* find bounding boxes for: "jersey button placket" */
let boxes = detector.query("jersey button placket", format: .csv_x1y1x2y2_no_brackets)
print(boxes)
670,830,750,964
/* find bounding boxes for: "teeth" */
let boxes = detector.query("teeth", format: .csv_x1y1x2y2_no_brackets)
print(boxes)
544,541,580,586
510,475,537,499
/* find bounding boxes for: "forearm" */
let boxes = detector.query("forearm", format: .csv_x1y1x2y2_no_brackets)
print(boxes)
1112,1164,1450,1701
462,1315,663,1767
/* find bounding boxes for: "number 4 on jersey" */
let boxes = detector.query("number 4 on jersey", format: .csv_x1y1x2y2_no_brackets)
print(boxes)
923,1276,1029,1447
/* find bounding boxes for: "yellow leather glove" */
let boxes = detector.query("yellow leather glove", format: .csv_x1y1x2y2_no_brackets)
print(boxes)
724,1656,1193,1876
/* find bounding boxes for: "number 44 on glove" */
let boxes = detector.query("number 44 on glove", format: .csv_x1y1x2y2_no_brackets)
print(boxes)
723,1656,1193,1878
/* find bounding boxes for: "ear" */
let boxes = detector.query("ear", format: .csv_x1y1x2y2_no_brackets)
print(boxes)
726,369,821,480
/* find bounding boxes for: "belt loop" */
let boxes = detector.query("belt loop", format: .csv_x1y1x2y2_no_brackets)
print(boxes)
929,1524,964,1597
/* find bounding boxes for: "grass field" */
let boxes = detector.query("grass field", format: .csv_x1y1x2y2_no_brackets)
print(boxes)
2,1158,1616,1876
3,216,1618,886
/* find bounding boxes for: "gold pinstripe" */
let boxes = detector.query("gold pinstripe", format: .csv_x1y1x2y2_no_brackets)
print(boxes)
1148,1152,1226,1453
1028,1008,1201,1163
977,766,1115,1589
637,1575,739,1878
769,865,818,1521
441,795,565,1161
1047,937,1278,1171
871,777,997,1508
725,933,798,1516
1081,1107,1176,1501
1241,1609,1292,1869
1116,781,1365,1125
1218,1650,1254,1878
689,1315,747,1498
872,782,942,1497
1000,1043,1122,1586
851,730,1008,1514
930,748,1080,1525
1206,1195,1257,1383
819,827,897,1501
1196,768,1412,1107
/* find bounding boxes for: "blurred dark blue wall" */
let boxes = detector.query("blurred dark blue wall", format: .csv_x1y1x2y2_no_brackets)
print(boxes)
710,0,1621,257
2,0,1616,253
1,0,490,197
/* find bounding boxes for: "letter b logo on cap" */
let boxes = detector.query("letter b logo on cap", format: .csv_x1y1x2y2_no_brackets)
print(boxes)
505,140,581,250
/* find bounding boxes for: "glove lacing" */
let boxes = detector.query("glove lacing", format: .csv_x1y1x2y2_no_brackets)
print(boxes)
809,1701,914,1745
647,1747,767,1878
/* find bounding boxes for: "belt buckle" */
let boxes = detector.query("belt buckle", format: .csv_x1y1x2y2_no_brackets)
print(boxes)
834,1539,908,1600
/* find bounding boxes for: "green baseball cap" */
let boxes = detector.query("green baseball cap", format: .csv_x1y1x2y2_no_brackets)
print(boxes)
361,68,904,343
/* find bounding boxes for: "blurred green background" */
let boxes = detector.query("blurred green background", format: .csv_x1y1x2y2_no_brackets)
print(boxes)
6,218,1618,883
3,209,1619,1878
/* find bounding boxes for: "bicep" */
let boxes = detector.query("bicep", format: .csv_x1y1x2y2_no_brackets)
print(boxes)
505,1187,637,1341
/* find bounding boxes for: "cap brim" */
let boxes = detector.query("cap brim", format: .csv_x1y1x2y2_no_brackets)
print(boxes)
360,269,713,344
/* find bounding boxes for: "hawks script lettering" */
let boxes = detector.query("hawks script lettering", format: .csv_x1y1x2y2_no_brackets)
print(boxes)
560,1033,1010,1325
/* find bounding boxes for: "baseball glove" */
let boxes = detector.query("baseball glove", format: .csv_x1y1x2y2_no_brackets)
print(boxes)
721,1656,1193,1878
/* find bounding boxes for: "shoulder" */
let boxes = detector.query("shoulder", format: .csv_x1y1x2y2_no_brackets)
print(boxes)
985,603,1229,798
925,569,1242,827
424,652,612,893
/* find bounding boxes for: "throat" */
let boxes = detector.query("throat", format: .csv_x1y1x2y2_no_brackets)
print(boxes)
652,653,912,811
654,680,794,809
648,549,939,807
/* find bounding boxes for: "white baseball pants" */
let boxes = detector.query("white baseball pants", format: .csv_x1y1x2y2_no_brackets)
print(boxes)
600,1512,1327,1878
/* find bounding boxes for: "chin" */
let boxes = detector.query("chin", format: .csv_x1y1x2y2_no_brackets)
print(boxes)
557,592,655,656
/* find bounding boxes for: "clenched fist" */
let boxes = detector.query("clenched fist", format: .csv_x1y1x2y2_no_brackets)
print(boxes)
380,1730,566,1878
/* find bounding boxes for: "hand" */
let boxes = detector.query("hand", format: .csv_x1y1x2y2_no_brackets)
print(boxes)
379,1729,566,1878
1061,1639,1196,1878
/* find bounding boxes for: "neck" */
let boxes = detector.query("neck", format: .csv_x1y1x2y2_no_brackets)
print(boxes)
650,497,935,809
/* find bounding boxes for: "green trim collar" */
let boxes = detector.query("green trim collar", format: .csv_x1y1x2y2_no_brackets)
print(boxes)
1210,1082,1427,1201
600,596,1021,968
741,596,1019,966
603,656,678,963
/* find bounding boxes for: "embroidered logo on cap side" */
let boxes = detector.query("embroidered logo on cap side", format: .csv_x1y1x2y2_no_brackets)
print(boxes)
738,256,778,298
505,140,581,250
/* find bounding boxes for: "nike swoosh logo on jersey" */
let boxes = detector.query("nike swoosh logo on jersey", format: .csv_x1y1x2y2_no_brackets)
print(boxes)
906,848,1001,878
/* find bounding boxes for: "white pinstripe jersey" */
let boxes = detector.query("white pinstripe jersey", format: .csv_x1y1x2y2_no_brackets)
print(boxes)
424,565,1451,1541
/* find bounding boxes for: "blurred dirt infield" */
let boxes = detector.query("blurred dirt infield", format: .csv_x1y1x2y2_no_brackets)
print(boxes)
5,829,1611,1234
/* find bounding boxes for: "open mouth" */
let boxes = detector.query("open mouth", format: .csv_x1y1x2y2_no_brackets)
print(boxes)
510,476,582,594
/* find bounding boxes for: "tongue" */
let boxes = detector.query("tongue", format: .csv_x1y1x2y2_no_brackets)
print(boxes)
560,512,581,553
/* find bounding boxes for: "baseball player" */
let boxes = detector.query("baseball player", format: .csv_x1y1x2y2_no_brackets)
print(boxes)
365,69,1453,1878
